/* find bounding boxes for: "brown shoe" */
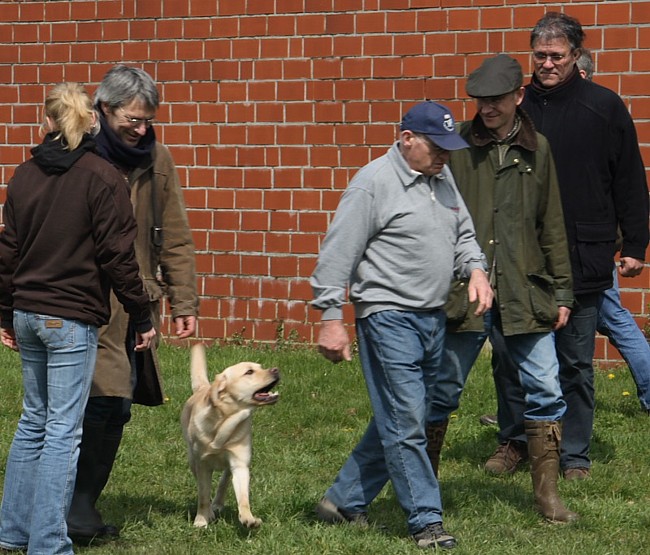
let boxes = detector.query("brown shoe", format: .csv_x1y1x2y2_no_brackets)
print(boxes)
563,467,590,481
484,440,528,475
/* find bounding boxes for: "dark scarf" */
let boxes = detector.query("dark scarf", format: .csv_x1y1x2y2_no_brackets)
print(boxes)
529,64,580,96
31,132,96,175
94,110,156,173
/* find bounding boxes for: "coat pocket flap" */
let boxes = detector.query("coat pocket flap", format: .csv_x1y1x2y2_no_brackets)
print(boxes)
575,222,617,243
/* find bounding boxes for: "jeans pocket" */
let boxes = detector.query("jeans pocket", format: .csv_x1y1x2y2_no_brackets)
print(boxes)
34,314,76,348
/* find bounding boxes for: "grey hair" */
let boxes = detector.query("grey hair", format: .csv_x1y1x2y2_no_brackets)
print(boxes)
530,12,585,51
576,48,594,80
94,64,159,110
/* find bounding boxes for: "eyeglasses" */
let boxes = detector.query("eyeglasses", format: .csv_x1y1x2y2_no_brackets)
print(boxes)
119,107,156,129
532,52,571,64
417,134,449,157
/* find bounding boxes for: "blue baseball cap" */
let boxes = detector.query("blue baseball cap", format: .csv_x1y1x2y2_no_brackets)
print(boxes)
400,101,469,151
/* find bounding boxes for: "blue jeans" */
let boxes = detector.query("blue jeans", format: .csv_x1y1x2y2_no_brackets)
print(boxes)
324,310,446,535
429,308,565,424
0,311,98,555
493,293,600,470
597,268,650,411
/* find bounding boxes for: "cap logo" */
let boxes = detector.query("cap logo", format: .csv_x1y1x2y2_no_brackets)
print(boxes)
443,113,454,132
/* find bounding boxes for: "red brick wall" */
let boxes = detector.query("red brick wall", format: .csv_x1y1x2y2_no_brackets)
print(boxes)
0,1,648,365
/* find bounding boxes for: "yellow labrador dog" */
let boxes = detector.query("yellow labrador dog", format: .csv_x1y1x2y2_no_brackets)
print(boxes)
181,344,280,528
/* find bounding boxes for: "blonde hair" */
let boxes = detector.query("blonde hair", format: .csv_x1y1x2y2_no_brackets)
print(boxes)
40,82,95,151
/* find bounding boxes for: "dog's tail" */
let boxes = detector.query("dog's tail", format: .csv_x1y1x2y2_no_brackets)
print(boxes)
190,343,210,392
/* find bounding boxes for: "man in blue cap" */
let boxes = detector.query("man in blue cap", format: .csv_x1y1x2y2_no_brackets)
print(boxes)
424,54,578,522
311,101,492,549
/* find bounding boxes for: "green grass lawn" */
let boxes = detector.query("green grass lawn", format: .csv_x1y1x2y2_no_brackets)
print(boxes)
1,342,648,554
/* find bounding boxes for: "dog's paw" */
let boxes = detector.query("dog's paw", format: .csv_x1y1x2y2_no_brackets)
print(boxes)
193,510,215,528
193,516,209,528
240,515,262,529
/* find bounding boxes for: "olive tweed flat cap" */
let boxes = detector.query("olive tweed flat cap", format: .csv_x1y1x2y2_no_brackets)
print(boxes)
466,54,523,98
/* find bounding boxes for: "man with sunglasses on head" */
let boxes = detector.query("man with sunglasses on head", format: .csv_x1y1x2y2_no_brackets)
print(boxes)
485,12,648,482
66,65,199,543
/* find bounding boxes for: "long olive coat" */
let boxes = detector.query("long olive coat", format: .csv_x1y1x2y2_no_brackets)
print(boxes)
91,142,199,404
445,109,573,336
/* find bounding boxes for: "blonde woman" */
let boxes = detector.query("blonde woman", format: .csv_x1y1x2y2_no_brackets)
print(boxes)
0,83,155,555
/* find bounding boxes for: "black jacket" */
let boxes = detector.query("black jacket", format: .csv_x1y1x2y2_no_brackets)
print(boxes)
523,68,649,294
0,134,151,330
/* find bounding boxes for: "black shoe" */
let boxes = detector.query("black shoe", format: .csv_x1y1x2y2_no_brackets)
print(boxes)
69,524,119,545
413,522,457,549
315,497,369,527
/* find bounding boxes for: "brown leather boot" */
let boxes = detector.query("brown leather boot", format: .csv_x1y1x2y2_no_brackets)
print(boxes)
425,420,449,477
484,440,527,474
525,420,579,523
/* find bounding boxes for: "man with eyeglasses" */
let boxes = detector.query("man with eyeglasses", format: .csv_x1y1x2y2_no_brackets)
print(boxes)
425,54,577,522
485,12,648,482
66,65,199,543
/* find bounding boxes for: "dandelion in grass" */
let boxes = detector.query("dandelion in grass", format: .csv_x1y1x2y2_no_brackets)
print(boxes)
608,373,615,380
623,391,630,397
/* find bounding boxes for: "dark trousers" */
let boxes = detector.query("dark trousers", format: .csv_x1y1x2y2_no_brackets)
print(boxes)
84,395,132,433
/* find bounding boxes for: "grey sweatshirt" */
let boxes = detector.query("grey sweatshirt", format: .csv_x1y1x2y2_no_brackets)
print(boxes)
311,141,486,320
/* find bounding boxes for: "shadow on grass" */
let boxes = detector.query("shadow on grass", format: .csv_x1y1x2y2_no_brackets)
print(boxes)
100,492,272,540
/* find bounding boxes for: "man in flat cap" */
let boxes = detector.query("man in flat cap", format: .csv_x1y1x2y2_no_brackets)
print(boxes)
311,101,492,549
425,55,578,522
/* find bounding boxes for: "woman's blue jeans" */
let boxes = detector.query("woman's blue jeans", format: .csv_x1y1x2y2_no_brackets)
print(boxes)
324,309,446,535
0,310,97,555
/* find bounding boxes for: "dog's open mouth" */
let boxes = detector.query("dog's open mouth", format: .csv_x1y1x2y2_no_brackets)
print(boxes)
253,378,280,404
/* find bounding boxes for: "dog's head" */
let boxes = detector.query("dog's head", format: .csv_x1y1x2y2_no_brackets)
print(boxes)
210,362,280,409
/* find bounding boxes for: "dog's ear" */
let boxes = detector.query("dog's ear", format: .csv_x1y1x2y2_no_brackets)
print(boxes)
209,373,228,406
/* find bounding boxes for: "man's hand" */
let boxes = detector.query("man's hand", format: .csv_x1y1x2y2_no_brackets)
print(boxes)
1,328,18,351
317,319,352,363
134,327,157,351
174,315,197,339
468,268,494,316
553,306,571,331
619,257,644,278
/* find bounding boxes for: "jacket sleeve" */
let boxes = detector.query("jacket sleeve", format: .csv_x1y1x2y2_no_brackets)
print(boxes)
89,172,152,333
0,181,18,328
537,139,574,307
610,102,649,261
447,170,487,279
155,145,199,319
311,187,376,320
